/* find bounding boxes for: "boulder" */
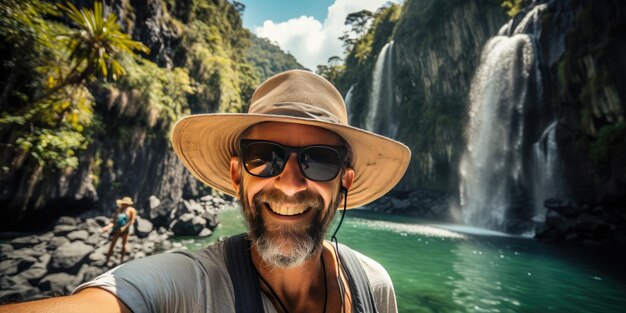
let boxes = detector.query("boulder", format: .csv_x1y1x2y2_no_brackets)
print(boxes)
54,225,77,236
19,267,47,285
49,241,94,273
134,217,153,239
10,235,41,249
0,259,21,275
198,228,213,237
0,243,14,258
94,216,110,227
39,272,79,293
77,264,105,282
0,285,40,302
57,216,79,226
142,241,156,254
170,214,206,236
67,230,90,242
48,236,70,250
149,195,161,210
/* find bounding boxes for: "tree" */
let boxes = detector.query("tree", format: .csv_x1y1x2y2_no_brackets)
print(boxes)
0,1,148,169
339,10,374,50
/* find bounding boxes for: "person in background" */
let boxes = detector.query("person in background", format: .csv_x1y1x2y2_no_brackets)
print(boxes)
101,197,136,265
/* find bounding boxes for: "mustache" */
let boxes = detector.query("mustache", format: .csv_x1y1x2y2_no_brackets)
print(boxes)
254,188,324,211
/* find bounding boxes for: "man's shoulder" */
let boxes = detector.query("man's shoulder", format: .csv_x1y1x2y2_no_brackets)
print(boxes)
341,245,393,289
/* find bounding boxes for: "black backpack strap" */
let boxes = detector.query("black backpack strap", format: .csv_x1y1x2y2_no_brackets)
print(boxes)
224,233,264,313
337,243,379,313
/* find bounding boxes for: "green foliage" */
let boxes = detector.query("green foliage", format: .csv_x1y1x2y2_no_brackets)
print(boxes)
501,0,526,18
58,2,150,81
245,35,304,80
118,56,192,131
15,128,87,169
317,56,345,85
0,1,147,170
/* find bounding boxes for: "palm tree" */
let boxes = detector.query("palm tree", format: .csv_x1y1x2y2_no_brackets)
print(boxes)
53,1,150,92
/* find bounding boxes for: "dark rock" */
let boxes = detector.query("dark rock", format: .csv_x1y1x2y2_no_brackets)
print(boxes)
201,211,219,229
19,267,47,285
0,259,21,275
142,241,156,254
94,216,110,227
67,230,90,242
198,228,212,237
0,285,40,303
134,216,153,239
10,235,41,249
170,213,205,236
53,225,77,236
49,241,94,273
39,272,78,293
0,244,13,259
48,237,70,250
546,210,569,232
57,216,79,226
35,254,51,269
77,264,105,283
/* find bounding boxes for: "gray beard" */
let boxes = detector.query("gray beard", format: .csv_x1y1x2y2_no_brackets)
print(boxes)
240,187,340,268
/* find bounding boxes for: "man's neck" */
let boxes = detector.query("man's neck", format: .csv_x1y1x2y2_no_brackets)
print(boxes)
251,241,350,313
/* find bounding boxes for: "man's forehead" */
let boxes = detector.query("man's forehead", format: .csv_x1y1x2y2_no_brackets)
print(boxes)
241,122,344,146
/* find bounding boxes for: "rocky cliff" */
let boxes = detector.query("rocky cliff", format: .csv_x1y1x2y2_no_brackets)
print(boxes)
0,0,303,231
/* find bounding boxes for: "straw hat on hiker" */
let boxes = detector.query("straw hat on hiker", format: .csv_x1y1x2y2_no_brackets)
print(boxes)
171,70,411,208
116,197,134,207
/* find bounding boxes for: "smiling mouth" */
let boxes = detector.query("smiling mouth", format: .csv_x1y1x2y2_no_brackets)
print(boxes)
264,202,309,216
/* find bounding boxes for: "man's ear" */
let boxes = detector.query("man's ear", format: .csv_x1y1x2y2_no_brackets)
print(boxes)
341,167,355,192
229,156,242,196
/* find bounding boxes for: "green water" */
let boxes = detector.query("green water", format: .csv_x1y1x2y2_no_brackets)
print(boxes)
177,208,626,313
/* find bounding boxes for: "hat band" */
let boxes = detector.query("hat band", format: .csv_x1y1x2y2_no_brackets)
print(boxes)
252,102,342,124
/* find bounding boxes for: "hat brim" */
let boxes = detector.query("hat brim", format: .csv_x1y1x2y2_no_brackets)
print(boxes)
171,113,411,209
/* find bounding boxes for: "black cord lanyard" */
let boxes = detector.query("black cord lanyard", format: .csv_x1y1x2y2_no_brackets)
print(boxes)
253,254,328,313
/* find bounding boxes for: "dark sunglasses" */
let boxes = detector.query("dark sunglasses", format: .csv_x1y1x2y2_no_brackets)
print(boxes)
240,139,348,182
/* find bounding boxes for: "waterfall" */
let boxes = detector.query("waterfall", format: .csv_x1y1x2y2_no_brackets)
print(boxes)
531,121,565,223
460,4,558,234
365,41,396,138
344,84,355,125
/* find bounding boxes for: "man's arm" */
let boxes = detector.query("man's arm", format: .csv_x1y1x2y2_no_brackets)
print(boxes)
0,288,131,313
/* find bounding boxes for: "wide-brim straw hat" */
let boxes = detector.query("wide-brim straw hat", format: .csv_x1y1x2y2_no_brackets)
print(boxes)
116,196,134,206
171,70,410,208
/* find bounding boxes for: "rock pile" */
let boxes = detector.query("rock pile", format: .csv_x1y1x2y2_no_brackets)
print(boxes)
0,194,234,303
535,199,626,247
366,189,451,220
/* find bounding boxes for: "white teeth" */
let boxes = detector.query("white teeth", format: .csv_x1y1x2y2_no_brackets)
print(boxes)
269,204,306,216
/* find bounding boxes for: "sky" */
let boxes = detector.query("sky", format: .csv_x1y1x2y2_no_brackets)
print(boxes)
237,0,401,70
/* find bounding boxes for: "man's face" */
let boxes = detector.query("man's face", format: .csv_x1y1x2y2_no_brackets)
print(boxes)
230,122,354,268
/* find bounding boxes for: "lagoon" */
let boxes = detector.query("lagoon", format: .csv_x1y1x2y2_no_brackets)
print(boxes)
177,208,626,313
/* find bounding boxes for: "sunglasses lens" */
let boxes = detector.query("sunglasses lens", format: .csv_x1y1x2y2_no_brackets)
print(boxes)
243,142,285,177
300,147,341,181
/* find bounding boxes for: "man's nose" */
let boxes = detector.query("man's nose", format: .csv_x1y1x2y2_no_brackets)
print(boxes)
274,153,307,196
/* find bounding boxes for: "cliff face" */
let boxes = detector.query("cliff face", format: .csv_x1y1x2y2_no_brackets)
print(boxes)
0,0,302,231
337,0,506,193
392,0,506,192
539,0,626,205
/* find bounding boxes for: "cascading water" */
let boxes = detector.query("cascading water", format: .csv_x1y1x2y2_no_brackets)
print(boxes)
365,41,397,138
459,4,561,234
344,84,355,125
531,121,565,223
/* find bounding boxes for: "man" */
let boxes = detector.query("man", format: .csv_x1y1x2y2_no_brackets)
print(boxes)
1,70,410,312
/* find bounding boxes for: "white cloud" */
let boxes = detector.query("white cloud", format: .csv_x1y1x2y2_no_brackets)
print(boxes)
254,0,399,70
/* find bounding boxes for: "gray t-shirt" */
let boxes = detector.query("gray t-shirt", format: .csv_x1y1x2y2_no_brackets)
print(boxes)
74,240,397,313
